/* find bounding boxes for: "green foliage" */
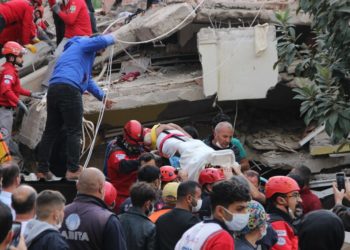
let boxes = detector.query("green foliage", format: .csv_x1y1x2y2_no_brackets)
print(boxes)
275,0,350,143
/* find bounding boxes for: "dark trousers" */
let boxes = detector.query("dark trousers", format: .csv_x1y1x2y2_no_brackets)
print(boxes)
38,84,82,173
52,12,65,46
85,0,98,33
0,15,5,34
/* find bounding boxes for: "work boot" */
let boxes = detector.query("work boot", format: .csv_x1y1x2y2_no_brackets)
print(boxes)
36,171,60,181
65,165,83,180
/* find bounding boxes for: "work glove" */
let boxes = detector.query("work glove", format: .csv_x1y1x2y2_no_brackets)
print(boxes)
32,37,41,44
51,3,61,14
31,91,46,99
18,100,29,115
24,44,37,54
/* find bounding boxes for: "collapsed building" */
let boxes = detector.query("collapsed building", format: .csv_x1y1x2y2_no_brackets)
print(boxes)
8,0,350,213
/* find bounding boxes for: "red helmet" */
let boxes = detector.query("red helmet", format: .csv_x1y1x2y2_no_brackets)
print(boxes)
198,168,224,186
2,41,26,57
123,120,143,145
265,176,300,199
160,166,177,182
104,181,117,208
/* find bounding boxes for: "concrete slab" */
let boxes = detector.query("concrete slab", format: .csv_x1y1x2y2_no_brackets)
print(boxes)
83,65,205,113
259,150,350,173
195,0,311,25
310,132,350,156
198,26,278,101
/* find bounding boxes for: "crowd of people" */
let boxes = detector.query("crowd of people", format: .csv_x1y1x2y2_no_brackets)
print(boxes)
1,114,350,250
0,0,350,249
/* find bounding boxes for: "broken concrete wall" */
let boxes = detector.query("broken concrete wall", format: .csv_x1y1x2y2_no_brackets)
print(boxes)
198,25,278,101
195,0,311,25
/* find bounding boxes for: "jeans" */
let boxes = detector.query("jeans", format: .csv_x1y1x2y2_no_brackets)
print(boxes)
38,84,82,173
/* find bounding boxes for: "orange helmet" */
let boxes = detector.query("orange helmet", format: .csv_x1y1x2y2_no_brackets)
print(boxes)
198,168,224,186
123,120,144,145
104,181,117,208
160,166,177,182
265,176,300,199
2,41,26,57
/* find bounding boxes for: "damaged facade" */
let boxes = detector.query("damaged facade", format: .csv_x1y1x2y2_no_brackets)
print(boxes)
12,0,349,207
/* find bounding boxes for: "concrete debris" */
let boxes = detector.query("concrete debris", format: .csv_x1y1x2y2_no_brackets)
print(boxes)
298,124,325,147
120,57,151,74
195,0,311,25
198,25,278,101
83,65,205,113
259,150,350,173
246,129,300,151
95,3,196,64
310,131,350,156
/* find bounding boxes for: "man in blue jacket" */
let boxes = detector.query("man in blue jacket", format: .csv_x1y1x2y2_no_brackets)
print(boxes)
37,34,116,180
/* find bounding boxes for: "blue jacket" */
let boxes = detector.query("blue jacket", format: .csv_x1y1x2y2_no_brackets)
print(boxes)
49,35,115,101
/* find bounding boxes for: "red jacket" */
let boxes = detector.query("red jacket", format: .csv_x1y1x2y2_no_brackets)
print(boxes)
269,209,298,250
300,187,322,214
57,0,92,38
0,0,36,44
107,148,139,198
0,62,31,107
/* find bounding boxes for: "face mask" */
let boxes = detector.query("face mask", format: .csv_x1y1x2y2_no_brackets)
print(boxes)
215,141,224,149
260,225,267,238
191,198,202,213
55,217,63,229
222,207,249,231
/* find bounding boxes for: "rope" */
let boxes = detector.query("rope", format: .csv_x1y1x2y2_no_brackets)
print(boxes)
81,0,267,168
82,45,114,169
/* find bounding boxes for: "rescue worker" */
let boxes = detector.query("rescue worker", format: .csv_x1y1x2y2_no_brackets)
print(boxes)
160,165,177,189
105,120,145,213
198,168,224,220
51,0,92,49
103,181,117,210
36,34,116,181
33,7,55,48
0,41,43,145
143,123,235,181
265,176,302,250
0,0,41,53
204,113,250,171
43,0,93,86
175,179,251,250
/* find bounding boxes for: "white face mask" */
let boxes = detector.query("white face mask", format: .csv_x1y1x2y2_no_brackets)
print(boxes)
222,207,249,231
215,141,225,149
192,199,202,213
260,225,267,239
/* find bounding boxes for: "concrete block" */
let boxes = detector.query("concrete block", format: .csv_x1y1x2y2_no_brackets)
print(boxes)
198,25,278,101
134,3,196,41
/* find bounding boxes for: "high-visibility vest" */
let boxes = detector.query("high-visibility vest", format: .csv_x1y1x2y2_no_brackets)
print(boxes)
0,133,11,163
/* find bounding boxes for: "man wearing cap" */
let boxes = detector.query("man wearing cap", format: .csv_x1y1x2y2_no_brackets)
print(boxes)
149,182,179,223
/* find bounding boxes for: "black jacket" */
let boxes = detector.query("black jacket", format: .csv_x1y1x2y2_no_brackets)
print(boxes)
60,194,127,250
118,206,156,250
